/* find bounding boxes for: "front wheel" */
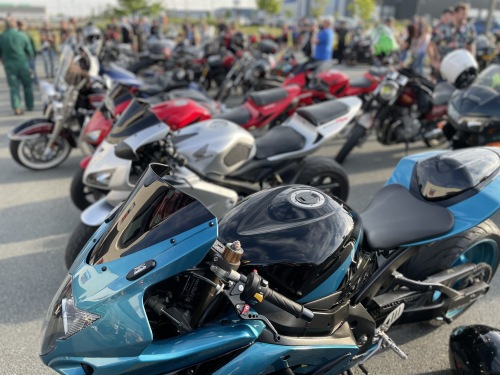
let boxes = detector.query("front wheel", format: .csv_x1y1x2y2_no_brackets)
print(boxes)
70,168,107,211
402,220,500,320
296,157,349,202
335,125,367,164
10,134,72,170
65,222,100,269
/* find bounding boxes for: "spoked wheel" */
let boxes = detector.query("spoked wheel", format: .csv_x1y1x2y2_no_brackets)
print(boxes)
401,220,500,322
10,134,72,170
70,168,107,211
296,157,349,202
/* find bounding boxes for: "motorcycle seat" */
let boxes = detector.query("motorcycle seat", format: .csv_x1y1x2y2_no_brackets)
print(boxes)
350,76,374,88
296,100,349,126
213,106,251,125
368,66,389,77
248,88,289,107
254,126,306,159
433,82,455,106
360,184,454,250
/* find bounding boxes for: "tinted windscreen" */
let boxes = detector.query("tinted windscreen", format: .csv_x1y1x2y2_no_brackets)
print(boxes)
106,99,159,144
417,148,500,200
88,164,215,265
475,64,500,93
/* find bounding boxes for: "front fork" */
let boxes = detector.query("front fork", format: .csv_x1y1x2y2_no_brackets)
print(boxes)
44,89,78,155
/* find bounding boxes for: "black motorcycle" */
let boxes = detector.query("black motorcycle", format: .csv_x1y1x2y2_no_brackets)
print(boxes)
445,64,500,149
344,34,373,66
335,68,451,163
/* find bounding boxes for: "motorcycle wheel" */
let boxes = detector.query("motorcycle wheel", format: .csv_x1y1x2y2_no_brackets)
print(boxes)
10,134,71,170
296,157,349,202
335,125,367,164
65,222,100,269
70,168,107,211
401,219,500,320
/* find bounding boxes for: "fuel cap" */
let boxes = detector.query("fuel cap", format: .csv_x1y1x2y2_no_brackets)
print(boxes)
290,189,326,208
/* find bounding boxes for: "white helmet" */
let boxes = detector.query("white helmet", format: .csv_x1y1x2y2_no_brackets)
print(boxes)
440,49,478,89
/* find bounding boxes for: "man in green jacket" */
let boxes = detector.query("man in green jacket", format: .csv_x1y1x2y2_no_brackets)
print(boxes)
0,16,35,115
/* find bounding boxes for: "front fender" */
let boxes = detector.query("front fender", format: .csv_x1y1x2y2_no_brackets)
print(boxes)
8,118,77,147
8,118,54,140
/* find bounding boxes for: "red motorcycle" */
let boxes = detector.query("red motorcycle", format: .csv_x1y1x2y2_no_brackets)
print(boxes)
72,84,303,210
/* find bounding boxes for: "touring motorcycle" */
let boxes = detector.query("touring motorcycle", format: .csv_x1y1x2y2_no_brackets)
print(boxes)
41,146,500,374
64,96,360,267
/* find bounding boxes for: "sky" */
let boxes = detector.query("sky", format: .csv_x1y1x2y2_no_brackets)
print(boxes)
5,0,257,16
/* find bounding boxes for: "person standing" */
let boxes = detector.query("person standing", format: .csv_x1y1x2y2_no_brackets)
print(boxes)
428,8,455,81
0,16,34,114
313,16,334,61
411,24,431,76
448,3,476,54
17,20,38,86
335,20,349,64
39,22,55,78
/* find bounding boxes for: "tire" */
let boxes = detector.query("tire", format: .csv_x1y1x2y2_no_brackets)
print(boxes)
10,135,71,170
65,222,100,269
335,125,367,164
401,220,500,319
70,168,107,211
296,157,349,202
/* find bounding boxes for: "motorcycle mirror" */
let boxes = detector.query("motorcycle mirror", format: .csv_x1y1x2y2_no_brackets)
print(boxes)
114,141,138,161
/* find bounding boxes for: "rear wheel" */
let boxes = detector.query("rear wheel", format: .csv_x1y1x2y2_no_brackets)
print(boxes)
402,220,500,320
65,222,100,269
296,157,349,202
10,134,71,170
70,168,107,211
335,124,367,164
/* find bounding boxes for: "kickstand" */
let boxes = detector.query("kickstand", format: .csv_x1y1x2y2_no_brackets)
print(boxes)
359,364,372,375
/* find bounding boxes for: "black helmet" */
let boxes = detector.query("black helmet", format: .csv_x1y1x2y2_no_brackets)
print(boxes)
231,31,246,49
218,185,361,302
450,325,500,374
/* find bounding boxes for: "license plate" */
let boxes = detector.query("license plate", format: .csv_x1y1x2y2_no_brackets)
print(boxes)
358,112,374,128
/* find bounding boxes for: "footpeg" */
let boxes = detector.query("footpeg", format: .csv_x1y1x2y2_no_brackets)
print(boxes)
377,330,408,360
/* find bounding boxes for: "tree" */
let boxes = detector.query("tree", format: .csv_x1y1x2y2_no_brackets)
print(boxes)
113,0,162,17
348,0,376,22
256,0,281,15
311,0,329,19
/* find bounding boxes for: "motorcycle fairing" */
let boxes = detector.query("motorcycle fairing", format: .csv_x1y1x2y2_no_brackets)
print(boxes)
385,149,500,246
100,63,143,87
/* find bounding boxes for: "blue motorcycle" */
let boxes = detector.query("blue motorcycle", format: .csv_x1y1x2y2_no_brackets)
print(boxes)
40,147,500,374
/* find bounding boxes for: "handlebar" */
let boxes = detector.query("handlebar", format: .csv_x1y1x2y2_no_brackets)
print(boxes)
241,272,314,322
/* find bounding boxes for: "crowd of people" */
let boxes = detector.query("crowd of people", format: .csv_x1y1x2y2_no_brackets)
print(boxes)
0,2,489,115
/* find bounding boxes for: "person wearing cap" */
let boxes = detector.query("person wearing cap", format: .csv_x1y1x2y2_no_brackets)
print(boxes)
313,16,334,61
0,15,34,115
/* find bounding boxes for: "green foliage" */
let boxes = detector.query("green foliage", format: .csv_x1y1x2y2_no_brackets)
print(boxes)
311,0,329,19
256,0,281,15
113,0,163,17
348,0,376,22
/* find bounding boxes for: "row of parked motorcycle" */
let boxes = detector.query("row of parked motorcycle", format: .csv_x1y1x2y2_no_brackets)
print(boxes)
7,31,500,374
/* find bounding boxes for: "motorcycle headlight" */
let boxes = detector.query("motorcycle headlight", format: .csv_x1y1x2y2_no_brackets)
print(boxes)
378,81,399,101
40,276,100,356
86,170,114,187
461,117,489,132
84,130,102,144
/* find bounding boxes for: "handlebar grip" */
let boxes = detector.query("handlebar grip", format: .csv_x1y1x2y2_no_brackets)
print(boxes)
264,288,314,322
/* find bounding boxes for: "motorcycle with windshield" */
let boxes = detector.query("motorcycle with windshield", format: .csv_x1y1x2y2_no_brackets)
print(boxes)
64,96,359,268
8,44,102,170
335,67,452,163
41,146,500,374
445,62,500,149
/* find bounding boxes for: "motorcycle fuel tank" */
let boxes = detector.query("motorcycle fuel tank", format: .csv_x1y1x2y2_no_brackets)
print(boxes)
174,119,256,176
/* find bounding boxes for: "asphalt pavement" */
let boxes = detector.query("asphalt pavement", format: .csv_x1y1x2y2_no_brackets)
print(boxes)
0,62,499,375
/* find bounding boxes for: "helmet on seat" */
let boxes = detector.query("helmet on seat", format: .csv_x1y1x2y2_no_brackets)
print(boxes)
449,325,500,374
440,49,478,89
